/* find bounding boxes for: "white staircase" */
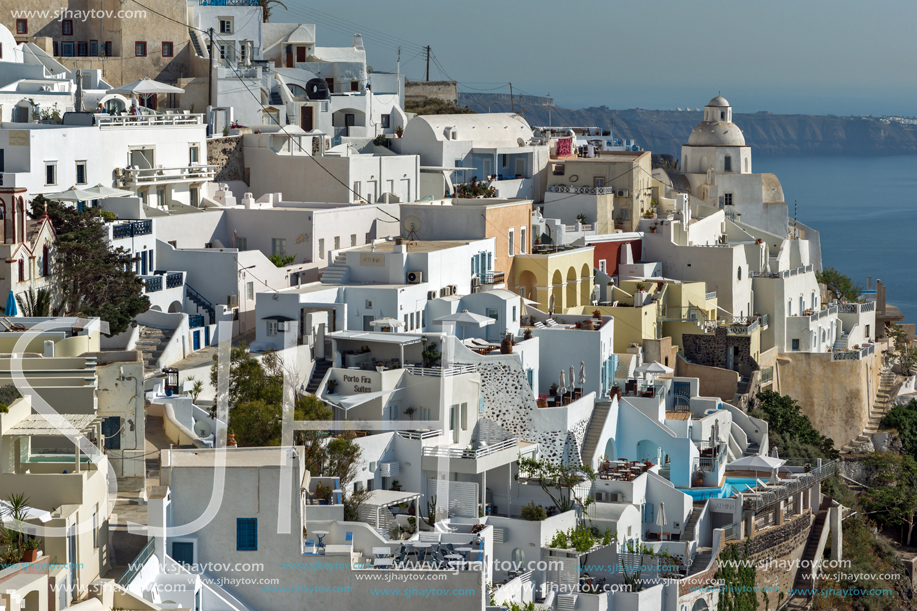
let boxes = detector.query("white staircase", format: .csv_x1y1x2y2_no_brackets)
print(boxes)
320,253,350,284
833,332,849,351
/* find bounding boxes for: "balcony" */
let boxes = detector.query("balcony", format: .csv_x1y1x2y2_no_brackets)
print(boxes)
405,364,477,378
750,264,814,279
421,437,526,474
95,113,205,128
116,165,218,188
546,185,614,196
423,437,517,460
111,219,152,240
480,270,505,285
832,343,875,361
837,302,876,314
741,460,836,512
702,314,768,335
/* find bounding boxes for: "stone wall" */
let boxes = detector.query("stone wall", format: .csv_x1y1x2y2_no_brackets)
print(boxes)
747,512,813,609
676,354,740,404
405,80,458,105
683,327,759,376
208,135,247,185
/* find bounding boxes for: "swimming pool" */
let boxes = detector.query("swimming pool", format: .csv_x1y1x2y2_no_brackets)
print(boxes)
677,477,769,501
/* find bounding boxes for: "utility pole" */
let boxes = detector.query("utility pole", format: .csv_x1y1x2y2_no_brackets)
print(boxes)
425,45,430,81
207,27,214,136
510,82,514,113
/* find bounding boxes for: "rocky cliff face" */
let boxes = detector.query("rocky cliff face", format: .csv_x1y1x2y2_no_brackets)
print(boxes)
460,93,917,157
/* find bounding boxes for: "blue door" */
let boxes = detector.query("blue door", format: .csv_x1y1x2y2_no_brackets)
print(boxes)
204,326,210,346
141,251,147,275
172,541,194,566
193,330,200,350
102,416,121,450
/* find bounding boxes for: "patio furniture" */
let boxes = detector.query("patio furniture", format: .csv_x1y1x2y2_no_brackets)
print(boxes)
373,557,394,568
313,531,329,550
303,539,315,553
373,547,392,559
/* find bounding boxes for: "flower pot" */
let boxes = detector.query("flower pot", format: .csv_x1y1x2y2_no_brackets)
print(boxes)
23,550,39,562
500,337,513,354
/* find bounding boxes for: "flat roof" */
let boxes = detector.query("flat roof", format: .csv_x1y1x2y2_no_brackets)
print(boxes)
7,413,102,436
553,151,649,163
350,240,473,254
365,489,422,508
330,331,423,346
170,447,299,468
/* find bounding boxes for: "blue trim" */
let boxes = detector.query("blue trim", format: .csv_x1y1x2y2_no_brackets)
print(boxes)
236,518,257,551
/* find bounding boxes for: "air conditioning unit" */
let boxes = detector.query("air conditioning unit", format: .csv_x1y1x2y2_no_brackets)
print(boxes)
227,294,239,308
471,277,481,287
407,270,423,284
440,286,452,297
449,284,458,295
617,189,629,197
427,290,437,300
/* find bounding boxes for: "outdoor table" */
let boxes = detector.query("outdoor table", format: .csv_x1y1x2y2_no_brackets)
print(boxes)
313,531,329,549
373,547,392,558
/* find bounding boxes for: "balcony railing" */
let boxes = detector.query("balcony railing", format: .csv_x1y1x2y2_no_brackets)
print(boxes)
741,461,836,512
116,165,218,187
832,343,875,361
481,270,505,285
546,185,614,196
166,273,184,289
422,437,517,460
760,366,774,384
837,302,876,314
750,264,814,279
405,364,477,378
144,276,162,293
189,315,204,329
396,429,443,440
111,219,152,239
96,113,205,127
118,538,155,587
692,442,727,472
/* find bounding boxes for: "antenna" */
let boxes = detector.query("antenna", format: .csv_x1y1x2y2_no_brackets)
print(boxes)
402,215,423,243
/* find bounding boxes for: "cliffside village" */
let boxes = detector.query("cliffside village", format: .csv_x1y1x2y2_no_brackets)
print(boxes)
0,3,913,611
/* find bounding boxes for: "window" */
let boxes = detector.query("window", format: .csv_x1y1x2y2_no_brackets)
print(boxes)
791,339,800,351
404,314,409,329
77,41,88,56
520,226,527,254
42,245,49,277
508,228,515,256
421,407,431,421
450,405,458,443
599,260,607,273
219,18,234,34
135,41,146,57
62,20,73,35
365,299,373,309
17,259,24,282
90,40,98,56
409,312,415,330
737,267,742,281
486,308,499,322
53,41,58,56
75,162,86,185
720,111,726,120
61,42,74,57
512,306,517,322
236,518,257,551
271,238,286,256
189,145,199,165
16,19,27,35
594,177,605,188
104,41,112,57
45,163,56,186
334,236,340,250
723,193,733,206
318,238,324,259
461,402,467,430
381,114,390,129
162,41,173,57
553,163,565,175
267,321,278,336
365,232,371,244
190,187,199,208
350,81,359,92
353,181,361,197
350,234,356,247
724,155,732,172
92,505,99,548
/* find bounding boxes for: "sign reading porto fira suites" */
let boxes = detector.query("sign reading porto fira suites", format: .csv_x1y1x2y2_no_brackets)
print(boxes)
341,373,377,393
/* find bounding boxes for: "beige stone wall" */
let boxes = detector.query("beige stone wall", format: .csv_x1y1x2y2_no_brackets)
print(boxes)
404,80,457,104
775,352,881,449
746,512,813,610
676,354,739,402
208,135,246,184
3,0,196,87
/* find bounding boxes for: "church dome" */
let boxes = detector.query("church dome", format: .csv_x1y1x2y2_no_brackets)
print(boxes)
707,96,730,107
687,121,745,146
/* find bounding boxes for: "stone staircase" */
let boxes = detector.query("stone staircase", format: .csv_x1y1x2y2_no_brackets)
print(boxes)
784,505,831,609
136,326,175,375
840,371,902,453
320,253,349,284
686,546,713,577
833,332,849,351
580,403,611,466
742,441,761,457
683,506,704,542
306,359,332,394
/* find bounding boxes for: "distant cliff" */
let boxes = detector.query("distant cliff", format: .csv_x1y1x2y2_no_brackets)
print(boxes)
459,93,917,157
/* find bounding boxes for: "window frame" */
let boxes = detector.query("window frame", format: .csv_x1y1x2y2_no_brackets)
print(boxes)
135,41,147,57
236,518,258,551
267,321,278,336
723,192,734,206
219,17,234,34
89,40,98,57
75,161,87,185
724,155,732,172
16,19,27,35
45,163,57,186
271,238,286,257
61,20,73,36
77,41,88,57
61,42,74,57
162,41,174,57
381,114,390,129
520,226,527,254
508,228,515,256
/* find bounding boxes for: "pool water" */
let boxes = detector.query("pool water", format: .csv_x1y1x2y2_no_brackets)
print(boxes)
677,477,769,501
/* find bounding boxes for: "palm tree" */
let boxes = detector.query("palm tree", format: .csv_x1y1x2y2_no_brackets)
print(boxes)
259,0,288,22
16,287,52,317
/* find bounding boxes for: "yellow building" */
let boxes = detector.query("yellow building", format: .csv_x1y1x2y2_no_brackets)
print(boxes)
513,245,595,314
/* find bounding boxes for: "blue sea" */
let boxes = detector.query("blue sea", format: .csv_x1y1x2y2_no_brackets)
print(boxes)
754,156,917,323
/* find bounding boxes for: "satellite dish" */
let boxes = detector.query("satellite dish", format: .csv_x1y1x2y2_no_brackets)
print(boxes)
193,419,214,438
403,215,423,241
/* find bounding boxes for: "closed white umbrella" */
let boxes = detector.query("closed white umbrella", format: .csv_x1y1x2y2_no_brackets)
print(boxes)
771,445,779,459
569,365,576,390
559,369,567,397
656,501,667,540
578,361,586,386
370,317,403,329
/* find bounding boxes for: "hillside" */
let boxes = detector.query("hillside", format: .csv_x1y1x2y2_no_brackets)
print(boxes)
459,93,917,157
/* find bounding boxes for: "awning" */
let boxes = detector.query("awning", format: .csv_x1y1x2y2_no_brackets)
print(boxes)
7,413,103,436
323,389,403,410
329,331,422,346
262,315,295,322
363,489,422,508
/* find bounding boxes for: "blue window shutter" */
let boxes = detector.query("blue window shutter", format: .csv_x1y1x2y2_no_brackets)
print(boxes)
236,518,257,551
486,251,493,271
479,397,485,414
526,368,534,394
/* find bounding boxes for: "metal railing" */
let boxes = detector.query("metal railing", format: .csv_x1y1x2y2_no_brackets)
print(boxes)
96,114,204,127
405,364,477,377
546,185,613,196
741,461,836,512
422,437,517,459
189,315,204,329
692,442,727,472
833,343,875,361
118,538,155,586
838,302,876,314
117,165,218,187
144,276,162,293
166,273,184,289
111,219,152,239
481,270,505,284
396,429,443,440
760,366,774,384
750,264,814,279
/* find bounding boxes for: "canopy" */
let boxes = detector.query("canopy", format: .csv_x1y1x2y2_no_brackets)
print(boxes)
434,310,495,328
636,362,674,375
43,187,96,202
370,317,403,329
0,499,52,524
323,389,402,410
83,184,134,199
724,455,784,470
4,290,17,317
110,77,185,96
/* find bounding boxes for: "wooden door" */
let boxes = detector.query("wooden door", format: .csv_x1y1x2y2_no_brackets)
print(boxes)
301,105,313,131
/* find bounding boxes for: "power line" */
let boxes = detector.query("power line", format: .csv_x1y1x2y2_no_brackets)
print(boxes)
282,5,427,54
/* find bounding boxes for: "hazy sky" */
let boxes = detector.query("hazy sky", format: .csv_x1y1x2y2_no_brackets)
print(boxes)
275,0,917,116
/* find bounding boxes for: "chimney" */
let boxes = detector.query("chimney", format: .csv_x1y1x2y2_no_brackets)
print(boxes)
867,276,872,291
352,34,364,50
877,280,886,315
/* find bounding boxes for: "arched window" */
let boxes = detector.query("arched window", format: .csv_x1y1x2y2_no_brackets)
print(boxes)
744,157,749,173
511,548,525,565
724,155,732,172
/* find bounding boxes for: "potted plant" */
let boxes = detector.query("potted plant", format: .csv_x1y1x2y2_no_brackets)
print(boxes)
314,482,333,505
635,283,646,292
649,224,658,233
755,238,764,245
327,378,338,393
581,319,594,331
593,309,602,319
576,213,588,225
523,328,533,341
536,395,549,408
22,537,41,562
549,383,558,397
404,407,416,422
396,125,404,138
500,336,514,354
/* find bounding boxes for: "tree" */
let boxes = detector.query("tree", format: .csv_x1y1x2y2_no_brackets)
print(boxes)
258,0,287,22
16,287,51,317
816,267,862,302
515,456,596,512
210,343,283,408
887,324,917,374
749,390,839,459
861,453,917,546
404,98,476,116
32,197,149,335
882,399,917,457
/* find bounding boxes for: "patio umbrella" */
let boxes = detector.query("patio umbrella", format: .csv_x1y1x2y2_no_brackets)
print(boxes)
578,361,586,386
434,310,495,340
569,365,576,390
370,317,403,330
683,540,692,568
635,361,674,376
109,77,184,107
559,369,567,397
4,290,17,317
43,186,96,202
656,501,667,540
83,184,134,199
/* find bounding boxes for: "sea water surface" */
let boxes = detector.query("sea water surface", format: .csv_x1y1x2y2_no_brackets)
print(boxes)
754,155,917,323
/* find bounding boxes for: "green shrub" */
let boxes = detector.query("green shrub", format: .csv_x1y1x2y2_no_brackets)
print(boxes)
520,501,546,521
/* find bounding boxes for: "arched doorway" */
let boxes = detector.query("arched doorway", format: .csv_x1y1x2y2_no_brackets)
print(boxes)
551,270,563,314
581,263,592,306
636,439,664,466
603,438,617,461
566,267,578,310
517,270,537,303
168,301,183,313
